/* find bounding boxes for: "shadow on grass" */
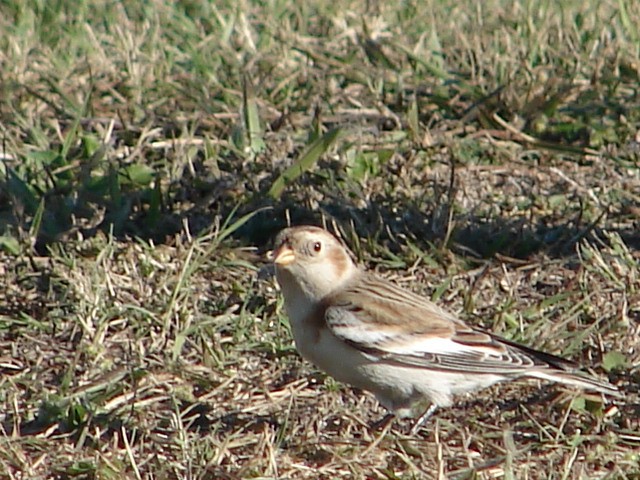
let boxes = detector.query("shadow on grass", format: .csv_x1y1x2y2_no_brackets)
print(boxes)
213,189,640,264
3,168,638,262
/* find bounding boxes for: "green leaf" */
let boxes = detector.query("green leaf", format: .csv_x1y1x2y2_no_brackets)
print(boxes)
268,127,342,199
25,150,59,167
7,168,40,214
569,396,587,413
83,174,111,198
346,149,392,181
67,400,88,428
602,351,627,372
0,235,21,255
82,134,102,158
431,277,452,302
119,164,154,186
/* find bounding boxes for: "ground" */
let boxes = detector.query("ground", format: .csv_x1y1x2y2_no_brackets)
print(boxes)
0,1,639,479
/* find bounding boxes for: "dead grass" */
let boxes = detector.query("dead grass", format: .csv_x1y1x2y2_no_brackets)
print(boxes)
1,0,639,478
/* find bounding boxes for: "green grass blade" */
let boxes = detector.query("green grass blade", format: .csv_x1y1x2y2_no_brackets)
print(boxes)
213,205,272,247
243,77,266,156
29,197,45,243
268,127,342,199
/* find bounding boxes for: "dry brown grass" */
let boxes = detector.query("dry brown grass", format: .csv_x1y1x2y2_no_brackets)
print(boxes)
1,0,639,478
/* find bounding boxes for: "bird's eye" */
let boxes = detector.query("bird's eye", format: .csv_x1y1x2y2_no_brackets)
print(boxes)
312,241,322,253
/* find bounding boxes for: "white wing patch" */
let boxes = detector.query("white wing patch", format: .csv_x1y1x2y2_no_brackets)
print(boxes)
328,312,499,358
381,336,499,357
329,323,396,346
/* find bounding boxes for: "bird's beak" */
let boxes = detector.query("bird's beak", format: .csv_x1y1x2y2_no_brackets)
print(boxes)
273,245,296,266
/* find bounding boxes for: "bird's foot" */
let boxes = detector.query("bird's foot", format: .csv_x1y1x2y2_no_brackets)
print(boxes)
369,412,395,431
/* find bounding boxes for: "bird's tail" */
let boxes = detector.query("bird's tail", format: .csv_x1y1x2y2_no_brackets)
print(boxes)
494,334,623,399
528,370,623,398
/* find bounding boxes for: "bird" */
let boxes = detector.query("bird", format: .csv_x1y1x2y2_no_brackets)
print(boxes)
271,225,622,432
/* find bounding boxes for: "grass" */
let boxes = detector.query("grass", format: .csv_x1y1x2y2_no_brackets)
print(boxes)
1,0,639,478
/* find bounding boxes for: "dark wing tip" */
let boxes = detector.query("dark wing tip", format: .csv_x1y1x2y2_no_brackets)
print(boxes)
486,332,579,370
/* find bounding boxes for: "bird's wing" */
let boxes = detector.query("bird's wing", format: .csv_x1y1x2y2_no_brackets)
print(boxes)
322,274,575,375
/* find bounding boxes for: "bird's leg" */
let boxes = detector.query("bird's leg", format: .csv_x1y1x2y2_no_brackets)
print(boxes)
370,412,395,431
410,404,437,435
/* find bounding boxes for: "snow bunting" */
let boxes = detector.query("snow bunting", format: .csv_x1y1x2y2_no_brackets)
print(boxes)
272,226,621,430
